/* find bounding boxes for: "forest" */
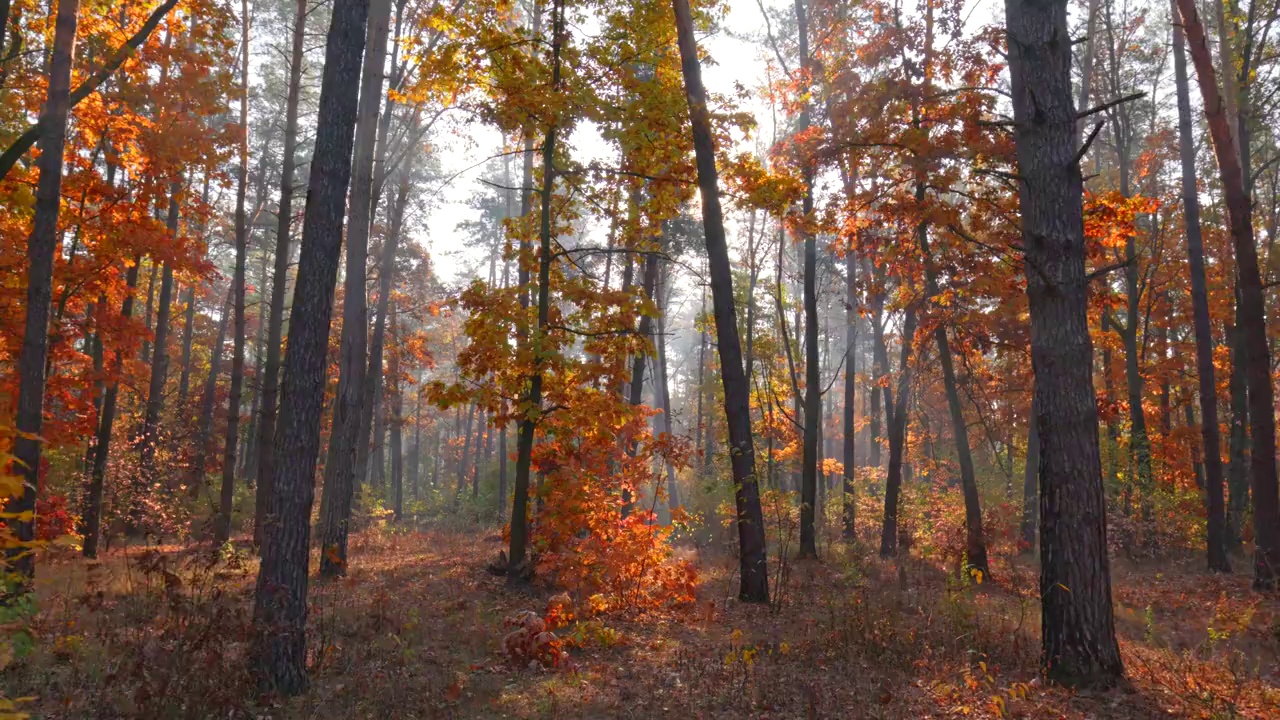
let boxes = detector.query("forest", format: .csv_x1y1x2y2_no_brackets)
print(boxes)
1,0,1280,716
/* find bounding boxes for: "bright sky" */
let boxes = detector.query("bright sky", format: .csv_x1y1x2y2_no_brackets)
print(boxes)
424,0,777,286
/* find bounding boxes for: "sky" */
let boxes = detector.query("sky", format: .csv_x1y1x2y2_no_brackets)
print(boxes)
422,0,778,286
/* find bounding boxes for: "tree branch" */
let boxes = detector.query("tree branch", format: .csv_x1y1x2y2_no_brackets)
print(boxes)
0,0,180,179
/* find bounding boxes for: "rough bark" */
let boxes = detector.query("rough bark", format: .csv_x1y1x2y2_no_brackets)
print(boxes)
1006,0,1124,686
673,0,769,601
251,0,369,695
252,0,305,545
7,0,80,581
317,0,392,575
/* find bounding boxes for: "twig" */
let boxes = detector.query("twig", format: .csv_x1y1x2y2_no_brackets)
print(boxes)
1076,91,1146,120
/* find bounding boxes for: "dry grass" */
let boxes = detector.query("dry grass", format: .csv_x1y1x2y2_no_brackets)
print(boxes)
4,522,1279,719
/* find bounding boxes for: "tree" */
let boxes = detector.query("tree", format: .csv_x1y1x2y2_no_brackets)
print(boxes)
252,0,370,694
254,0,309,549
672,0,768,602
319,0,392,577
1170,0,1229,573
215,0,252,545
6,0,81,583
1174,0,1280,590
1005,0,1124,686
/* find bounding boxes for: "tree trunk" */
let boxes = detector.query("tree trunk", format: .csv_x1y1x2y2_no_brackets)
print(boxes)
83,260,140,559
621,250,660,517
255,0,308,547
508,0,561,582
389,305,404,520
177,284,197,407
656,260,680,515
842,251,856,540
251,0,369,695
191,289,233,495
317,0,392,574
1006,0,1123,686
139,185,179,480
673,0,768,601
215,1,252,545
7,0,80,581
880,306,916,557
1175,0,1279,589
1226,314,1249,549
355,164,411,498
141,263,157,365
1171,0,1229,572
917,182,988,572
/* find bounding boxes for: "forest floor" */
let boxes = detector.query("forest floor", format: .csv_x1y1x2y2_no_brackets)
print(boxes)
5,521,1280,719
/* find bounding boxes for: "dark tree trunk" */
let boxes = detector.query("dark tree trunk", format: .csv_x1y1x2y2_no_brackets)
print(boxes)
141,263,157,364
842,251,856,540
920,217,988,574
319,0,391,576
508,0,561,582
1171,0,1229,572
7,0,80,581
621,250,659,517
215,1,252,545
1006,0,1123,686
139,185,179,480
794,0,819,560
389,305,404,521
255,0,307,548
880,306,916,557
251,0,369,696
673,0,768,601
83,260,140,559
1226,317,1249,550
1174,0,1280,589
177,284,197,408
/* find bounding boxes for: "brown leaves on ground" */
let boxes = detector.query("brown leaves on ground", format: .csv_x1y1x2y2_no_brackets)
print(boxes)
7,527,1280,718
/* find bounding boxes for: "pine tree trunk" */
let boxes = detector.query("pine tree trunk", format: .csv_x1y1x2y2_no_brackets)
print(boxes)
251,0,370,695
1174,0,1279,589
1171,0,1229,571
255,0,308,549
1006,0,1123,686
215,1,252,545
673,0,768,601
7,0,80,581
318,0,392,574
